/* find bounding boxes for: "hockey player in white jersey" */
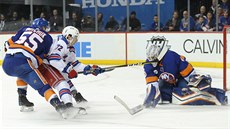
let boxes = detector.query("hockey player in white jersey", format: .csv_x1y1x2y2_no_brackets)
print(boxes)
46,26,104,106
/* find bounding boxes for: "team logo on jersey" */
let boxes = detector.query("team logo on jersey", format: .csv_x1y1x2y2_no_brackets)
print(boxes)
159,72,175,84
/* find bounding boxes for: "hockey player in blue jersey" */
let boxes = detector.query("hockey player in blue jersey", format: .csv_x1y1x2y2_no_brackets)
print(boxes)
143,36,229,108
2,18,67,116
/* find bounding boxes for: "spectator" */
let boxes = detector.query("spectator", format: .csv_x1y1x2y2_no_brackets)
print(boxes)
150,15,163,31
195,16,207,31
203,11,216,32
195,6,207,21
10,11,19,22
163,11,180,31
7,11,22,31
97,12,104,32
81,15,95,32
210,0,219,15
220,0,230,12
49,9,63,32
219,10,230,30
105,16,119,32
67,12,82,31
40,12,46,20
20,17,30,26
217,6,224,16
121,11,141,31
0,13,6,31
180,10,195,31
215,6,224,31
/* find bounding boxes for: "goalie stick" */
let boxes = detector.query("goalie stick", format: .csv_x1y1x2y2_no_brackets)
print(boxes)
114,95,144,115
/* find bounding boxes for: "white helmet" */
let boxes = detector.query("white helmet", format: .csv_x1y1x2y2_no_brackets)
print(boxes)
62,26,80,46
146,36,171,62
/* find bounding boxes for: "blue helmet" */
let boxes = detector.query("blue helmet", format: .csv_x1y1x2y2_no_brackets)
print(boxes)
32,18,48,29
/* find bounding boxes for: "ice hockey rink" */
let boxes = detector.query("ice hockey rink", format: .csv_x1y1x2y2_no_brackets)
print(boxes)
1,66,230,129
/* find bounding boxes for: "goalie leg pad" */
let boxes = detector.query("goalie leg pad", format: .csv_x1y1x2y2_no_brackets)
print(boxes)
158,80,173,103
226,91,230,105
172,88,222,105
207,88,227,105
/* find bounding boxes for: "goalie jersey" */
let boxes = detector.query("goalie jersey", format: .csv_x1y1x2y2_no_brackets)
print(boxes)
144,50,195,85
144,50,228,105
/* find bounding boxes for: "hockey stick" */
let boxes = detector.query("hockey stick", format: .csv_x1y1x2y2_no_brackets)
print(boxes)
102,60,158,70
78,68,115,74
78,60,156,75
114,95,144,115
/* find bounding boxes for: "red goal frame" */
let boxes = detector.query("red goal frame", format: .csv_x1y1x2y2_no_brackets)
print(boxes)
223,26,229,91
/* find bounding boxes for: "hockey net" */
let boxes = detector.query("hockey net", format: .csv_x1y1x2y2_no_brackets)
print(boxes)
223,26,230,91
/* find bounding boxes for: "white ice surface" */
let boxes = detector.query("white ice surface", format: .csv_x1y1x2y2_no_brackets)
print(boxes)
0,66,230,129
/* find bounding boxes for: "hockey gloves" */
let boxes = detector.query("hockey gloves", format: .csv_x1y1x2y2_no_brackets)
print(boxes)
63,62,78,79
68,70,78,79
83,65,104,76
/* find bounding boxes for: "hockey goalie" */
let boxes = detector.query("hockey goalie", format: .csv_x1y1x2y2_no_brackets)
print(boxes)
143,36,230,107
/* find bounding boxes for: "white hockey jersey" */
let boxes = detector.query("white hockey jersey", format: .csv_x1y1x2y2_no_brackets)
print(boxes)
47,35,86,78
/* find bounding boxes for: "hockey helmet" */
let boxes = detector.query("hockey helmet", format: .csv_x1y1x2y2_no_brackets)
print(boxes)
62,26,79,46
146,36,171,62
32,18,50,32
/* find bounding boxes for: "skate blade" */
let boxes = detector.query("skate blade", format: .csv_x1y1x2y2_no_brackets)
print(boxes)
20,106,34,112
61,107,87,119
77,107,87,115
76,102,90,109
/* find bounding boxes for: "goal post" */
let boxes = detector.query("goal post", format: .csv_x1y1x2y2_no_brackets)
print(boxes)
223,26,230,91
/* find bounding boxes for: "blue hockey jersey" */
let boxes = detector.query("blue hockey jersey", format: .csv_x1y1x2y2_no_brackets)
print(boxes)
6,26,53,68
144,50,194,85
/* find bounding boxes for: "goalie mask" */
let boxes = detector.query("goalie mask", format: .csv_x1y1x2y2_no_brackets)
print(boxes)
62,26,79,46
146,36,171,62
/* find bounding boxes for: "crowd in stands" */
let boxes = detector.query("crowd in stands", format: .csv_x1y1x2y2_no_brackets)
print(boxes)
0,0,230,32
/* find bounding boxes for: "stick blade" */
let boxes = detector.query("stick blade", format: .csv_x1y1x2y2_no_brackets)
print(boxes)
129,104,144,115
114,95,144,115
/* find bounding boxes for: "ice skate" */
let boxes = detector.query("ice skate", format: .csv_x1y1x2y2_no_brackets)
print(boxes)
18,89,34,112
72,91,88,103
61,103,87,119
50,98,69,119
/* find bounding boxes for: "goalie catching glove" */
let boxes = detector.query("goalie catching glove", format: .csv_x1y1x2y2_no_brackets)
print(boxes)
83,65,105,76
